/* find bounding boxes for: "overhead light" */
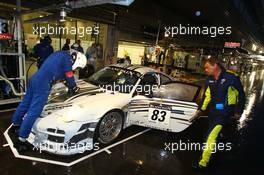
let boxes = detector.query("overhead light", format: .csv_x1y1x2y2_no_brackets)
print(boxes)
250,54,264,61
60,8,67,22
135,160,144,165
39,15,43,18
164,32,169,37
110,0,135,6
195,10,201,16
60,0,72,22
252,44,257,51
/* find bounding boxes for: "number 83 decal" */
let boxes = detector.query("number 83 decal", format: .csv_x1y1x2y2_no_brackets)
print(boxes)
148,103,171,125
151,109,167,122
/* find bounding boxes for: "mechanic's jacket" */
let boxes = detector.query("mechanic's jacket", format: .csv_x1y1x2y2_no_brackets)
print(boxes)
199,69,245,124
30,51,76,92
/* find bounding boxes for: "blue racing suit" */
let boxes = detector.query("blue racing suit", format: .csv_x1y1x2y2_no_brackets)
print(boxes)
12,51,76,139
198,69,245,167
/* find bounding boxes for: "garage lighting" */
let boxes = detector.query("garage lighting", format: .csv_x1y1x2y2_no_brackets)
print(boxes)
135,160,144,165
250,54,264,61
60,8,67,22
195,10,201,16
252,44,257,51
59,0,72,22
110,0,135,6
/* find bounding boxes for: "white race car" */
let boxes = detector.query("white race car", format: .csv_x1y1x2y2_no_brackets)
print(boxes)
28,64,201,155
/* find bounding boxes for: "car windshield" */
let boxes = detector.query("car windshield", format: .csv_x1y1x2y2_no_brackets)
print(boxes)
86,66,141,93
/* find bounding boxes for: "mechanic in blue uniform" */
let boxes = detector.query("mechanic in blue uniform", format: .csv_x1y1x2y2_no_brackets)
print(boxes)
190,56,245,170
32,35,54,69
10,50,87,152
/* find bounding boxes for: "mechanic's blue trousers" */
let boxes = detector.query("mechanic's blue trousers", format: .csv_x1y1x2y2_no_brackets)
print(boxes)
12,79,49,138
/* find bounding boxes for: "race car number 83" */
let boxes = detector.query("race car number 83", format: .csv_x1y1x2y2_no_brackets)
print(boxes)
148,103,171,126
151,110,167,122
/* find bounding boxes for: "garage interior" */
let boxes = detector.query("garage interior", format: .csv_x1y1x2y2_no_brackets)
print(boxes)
0,0,264,175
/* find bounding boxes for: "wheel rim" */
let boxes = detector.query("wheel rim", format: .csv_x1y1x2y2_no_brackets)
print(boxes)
99,112,122,143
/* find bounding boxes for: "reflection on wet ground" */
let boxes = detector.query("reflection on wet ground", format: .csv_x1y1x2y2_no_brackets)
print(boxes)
237,69,264,170
0,69,263,175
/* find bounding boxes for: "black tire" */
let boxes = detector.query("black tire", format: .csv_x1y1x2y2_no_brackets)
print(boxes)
95,110,123,144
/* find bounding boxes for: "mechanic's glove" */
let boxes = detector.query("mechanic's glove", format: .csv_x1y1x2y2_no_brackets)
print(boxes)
188,110,203,123
67,86,80,97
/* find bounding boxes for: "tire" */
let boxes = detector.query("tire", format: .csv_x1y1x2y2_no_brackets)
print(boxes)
95,111,123,144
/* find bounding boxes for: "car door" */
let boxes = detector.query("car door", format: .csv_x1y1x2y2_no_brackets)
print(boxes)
128,81,201,132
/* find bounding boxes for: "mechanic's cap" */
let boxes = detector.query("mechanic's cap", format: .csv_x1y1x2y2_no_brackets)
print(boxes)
70,49,87,70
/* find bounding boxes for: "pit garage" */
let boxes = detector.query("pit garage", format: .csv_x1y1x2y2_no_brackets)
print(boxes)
0,0,264,175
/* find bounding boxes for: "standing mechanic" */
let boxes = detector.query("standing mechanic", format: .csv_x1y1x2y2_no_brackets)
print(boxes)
10,50,87,152
32,35,54,69
190,57,245,170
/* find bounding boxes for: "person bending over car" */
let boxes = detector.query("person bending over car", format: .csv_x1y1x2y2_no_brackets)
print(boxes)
10,49,87,152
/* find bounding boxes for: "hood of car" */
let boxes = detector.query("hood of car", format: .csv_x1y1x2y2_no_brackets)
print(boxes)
42,80,131,122
48,79,99,103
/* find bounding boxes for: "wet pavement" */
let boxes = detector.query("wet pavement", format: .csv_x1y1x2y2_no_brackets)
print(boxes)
0,69,264,175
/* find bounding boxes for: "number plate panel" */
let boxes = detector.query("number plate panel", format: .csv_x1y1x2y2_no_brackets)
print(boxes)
148,103,172,128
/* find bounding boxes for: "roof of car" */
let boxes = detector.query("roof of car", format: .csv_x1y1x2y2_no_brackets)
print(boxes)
110,64,158,74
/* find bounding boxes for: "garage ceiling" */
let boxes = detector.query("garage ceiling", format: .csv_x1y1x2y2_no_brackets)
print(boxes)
0,0,263,47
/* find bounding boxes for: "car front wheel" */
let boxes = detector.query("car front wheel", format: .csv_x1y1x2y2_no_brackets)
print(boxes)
96,111,123,144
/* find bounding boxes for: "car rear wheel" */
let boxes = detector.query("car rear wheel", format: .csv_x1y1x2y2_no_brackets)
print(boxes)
96,111,123,144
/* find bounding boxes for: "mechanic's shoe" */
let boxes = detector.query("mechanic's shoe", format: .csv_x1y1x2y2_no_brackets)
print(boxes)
9,125,20,134
192,162,208,172
13,140,33,153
